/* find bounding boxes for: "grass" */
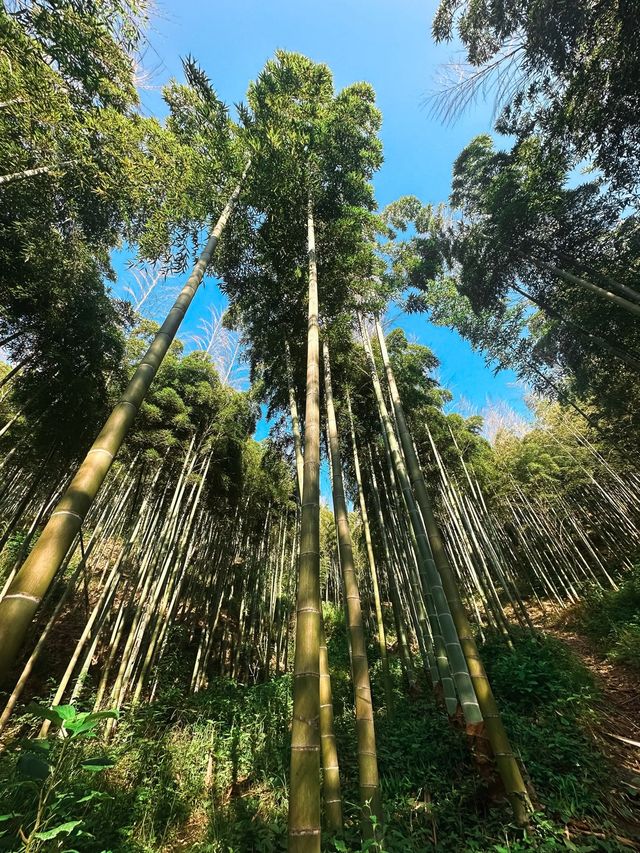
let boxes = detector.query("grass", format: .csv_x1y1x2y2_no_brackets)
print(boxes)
566,564,640,670
0,604,634,851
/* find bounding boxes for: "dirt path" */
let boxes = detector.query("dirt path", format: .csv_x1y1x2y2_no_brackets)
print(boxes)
533,604,640,845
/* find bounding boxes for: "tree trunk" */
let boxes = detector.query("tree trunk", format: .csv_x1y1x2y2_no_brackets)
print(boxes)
0,164,57,186
512,284,640,370
346,390,393,716
286,342,305,500
360,316,463,715
0,166,249,683
0,329,24,349
323,339,382,836
0,355,29,390
364,449,417,691
374,317,532,826
287,357,343,833
522,252,640,318
319,621,343,833
288,196,322,853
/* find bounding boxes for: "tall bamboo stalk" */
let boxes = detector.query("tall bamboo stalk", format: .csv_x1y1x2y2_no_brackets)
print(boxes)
364,450,417,691
323,339,382,833
0,167,249,682
360,316,469,718
287,358,343,833
319,620,343,832
288,197,322,853
346,390,393,716
373,317,531,825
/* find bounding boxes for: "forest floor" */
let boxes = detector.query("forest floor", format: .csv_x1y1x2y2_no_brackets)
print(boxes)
544,606,640,772
1,599,640,852
530,601,640,845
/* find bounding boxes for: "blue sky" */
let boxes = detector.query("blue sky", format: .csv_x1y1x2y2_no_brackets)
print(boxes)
112,0,531,442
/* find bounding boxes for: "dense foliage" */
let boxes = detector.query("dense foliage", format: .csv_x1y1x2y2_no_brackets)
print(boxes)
432,0,640,200
0,4,638,852
0,611,631,851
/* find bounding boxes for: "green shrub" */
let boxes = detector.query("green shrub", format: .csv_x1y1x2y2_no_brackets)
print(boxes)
0,704,118,852
570,564,640,670
482,631,615,822
0,620,631,851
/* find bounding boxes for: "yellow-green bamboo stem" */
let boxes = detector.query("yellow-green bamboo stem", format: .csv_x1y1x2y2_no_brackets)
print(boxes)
345,390,393,716
360,318,462,714
287,363,343,833
323,338,382,835
0,168,249,684
319,620,343,832
364,449,417,691
374,317,532,826
288,197,322,853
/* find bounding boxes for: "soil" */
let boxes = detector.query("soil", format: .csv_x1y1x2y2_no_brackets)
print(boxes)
532,602,640,847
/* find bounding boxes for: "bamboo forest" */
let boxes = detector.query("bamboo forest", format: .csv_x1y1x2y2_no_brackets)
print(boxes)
1,1,640,851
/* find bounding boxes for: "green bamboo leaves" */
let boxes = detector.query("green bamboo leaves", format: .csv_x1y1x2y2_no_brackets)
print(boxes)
212,52,383,849
0,171,248,683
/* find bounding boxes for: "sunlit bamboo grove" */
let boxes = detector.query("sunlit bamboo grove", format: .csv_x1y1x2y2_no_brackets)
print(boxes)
0,3,639,851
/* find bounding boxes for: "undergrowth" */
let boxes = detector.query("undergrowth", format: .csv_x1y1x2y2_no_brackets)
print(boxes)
567,564,640,670
0,605,633,851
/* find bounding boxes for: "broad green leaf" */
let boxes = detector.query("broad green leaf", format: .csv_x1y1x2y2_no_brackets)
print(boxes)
34,820,82,840
68,710,118,736
52,705,78,722
18,738,51,755
17,753,50,780
80,757,115,772
25,703,64,725
77,790,113,804
0,813,20,822
67,720,99,737
85,710,119,722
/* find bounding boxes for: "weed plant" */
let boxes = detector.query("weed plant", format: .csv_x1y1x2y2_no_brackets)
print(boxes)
0,605,632,851
569,564,640,669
